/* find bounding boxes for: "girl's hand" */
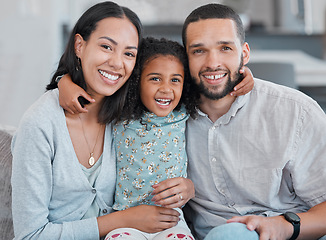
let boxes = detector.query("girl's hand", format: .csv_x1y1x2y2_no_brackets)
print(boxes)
230,66,254,96
151,177,195,208
58,74,95,114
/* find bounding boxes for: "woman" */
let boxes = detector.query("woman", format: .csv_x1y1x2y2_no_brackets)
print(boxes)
11,2,193,239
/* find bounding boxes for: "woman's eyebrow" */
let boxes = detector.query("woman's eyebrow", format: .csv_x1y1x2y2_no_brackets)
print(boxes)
99,36,118,45
99,36,138,50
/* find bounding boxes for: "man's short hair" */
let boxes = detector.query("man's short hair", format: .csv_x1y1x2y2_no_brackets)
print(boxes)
182,3,245,47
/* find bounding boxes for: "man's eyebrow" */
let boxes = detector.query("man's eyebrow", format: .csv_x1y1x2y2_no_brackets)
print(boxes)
188,43,203,49
188,41,236,49
99,36,138,50
218,40,235,45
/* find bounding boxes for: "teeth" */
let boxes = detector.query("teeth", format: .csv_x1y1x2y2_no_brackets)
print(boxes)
205,73,226,80
155,99,171,106
99,70,119,81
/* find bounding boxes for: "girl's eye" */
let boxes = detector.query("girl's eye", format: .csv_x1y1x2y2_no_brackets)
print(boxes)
171,78,181,83
150,77,160,82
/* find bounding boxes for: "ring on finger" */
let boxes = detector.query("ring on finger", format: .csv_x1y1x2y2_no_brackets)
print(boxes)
179,193,183,201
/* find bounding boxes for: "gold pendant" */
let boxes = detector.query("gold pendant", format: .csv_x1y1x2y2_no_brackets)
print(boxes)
89,153,95,166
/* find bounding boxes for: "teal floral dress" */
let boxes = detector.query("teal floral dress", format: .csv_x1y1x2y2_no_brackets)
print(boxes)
112,107,189,210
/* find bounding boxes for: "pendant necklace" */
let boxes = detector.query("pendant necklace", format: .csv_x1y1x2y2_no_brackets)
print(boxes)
79,115,102,167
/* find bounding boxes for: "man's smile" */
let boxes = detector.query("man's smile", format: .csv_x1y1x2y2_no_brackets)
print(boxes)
203,73,227,80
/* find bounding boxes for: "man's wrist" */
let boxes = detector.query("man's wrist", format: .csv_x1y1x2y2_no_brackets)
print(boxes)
282,212,301,240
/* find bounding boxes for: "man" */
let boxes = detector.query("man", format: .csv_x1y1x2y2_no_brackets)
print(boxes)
182,3,326,240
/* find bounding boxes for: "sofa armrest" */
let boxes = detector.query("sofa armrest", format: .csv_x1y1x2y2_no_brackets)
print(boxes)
0,127,15,239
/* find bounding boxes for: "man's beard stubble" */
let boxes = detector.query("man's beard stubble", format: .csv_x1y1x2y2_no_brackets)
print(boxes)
193,58,244,100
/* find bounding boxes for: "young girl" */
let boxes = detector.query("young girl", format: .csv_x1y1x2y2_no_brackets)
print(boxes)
106,37,196,239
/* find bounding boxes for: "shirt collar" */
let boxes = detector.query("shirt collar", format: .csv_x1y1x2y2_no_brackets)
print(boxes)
196,92,250,125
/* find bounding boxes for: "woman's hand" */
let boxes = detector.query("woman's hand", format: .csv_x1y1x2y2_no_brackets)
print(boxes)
98,205,180,236
124,205,180,233
230,66,254,96
58,74,95,114
151,177,195,208
99,178,194,236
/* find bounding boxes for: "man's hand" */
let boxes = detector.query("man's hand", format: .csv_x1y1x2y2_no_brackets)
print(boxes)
227,215,293,240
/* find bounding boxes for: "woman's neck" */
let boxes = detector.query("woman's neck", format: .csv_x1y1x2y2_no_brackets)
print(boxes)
83,94,105,120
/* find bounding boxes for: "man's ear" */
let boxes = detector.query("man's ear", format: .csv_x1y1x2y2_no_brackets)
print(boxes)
242,42,250,65
74,34,84,58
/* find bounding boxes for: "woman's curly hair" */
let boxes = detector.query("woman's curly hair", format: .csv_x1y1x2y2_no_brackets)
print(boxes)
119,37,198,122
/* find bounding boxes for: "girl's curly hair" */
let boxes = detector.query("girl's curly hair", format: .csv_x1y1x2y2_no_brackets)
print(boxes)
120,37,198,122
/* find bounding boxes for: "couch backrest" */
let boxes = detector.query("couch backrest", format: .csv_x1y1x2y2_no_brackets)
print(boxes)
0,129,14,239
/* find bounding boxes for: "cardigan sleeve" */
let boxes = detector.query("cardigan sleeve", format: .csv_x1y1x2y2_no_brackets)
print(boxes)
11,93,100,240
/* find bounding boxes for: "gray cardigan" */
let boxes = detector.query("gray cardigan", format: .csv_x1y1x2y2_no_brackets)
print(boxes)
11,89,116,239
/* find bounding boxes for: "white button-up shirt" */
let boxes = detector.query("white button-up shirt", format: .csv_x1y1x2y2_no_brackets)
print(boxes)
185,79,326,240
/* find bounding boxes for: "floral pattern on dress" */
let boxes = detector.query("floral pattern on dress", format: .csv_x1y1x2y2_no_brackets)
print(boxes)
112,107,189,210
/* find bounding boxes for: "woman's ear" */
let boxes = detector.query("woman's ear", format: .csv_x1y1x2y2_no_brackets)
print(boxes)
74,34,84,58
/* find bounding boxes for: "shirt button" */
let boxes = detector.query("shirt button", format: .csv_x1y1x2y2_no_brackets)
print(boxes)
102,209,108,214
212,158,217,162
92,189,96,194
